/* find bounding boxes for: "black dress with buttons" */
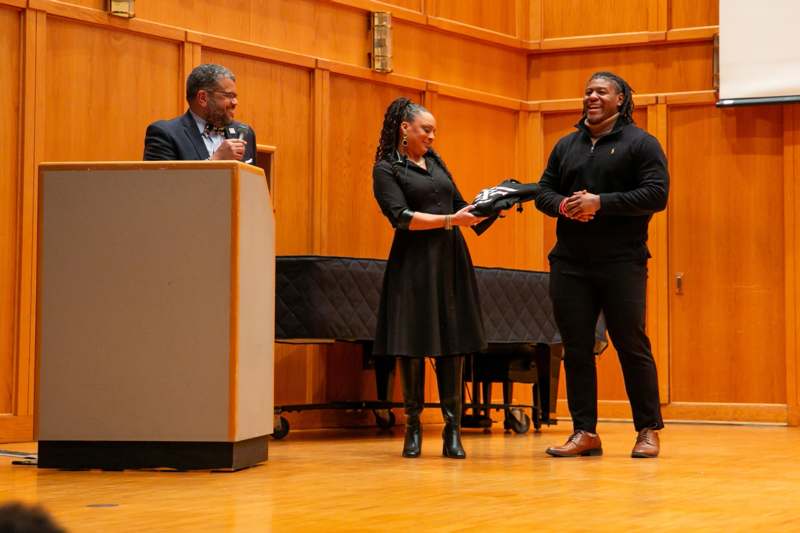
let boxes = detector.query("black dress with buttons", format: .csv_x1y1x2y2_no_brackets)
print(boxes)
371,153,487,357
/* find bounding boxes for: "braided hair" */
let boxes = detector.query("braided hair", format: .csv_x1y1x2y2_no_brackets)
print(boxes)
374,97,428,163
373,97,457,186
586,71,635,124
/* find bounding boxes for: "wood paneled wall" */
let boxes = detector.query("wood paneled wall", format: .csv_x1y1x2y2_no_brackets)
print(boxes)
202,49,315,255
668,105,786,404
542,0,652,39
0,6,21,417
430,0,519,37
1,0,797,441
323,77,418,258
44,19,182,162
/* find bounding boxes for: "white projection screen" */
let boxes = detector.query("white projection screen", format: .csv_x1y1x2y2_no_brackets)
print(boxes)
718,0,800,106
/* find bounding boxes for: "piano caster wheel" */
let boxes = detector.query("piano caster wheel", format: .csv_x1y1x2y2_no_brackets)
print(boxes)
503,408,531,434
272,416,290,439
373,409,396,430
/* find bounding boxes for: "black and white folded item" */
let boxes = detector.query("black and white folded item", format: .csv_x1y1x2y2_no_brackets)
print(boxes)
470,179,540,235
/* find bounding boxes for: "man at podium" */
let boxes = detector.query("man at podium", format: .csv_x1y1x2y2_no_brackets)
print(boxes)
143,63,257,164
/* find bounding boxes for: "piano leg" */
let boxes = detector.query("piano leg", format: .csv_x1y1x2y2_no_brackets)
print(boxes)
481,379,492,421
534,343,563,425
471,357,481,418
371,349,397,429
373,355,396,402
460,355,494,430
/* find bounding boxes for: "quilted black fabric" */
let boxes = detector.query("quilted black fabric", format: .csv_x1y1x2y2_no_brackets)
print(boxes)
276,256,384,341
474,267,558,344
276,256,606,349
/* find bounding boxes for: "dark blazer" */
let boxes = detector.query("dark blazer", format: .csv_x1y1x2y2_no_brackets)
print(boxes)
143,110,257,164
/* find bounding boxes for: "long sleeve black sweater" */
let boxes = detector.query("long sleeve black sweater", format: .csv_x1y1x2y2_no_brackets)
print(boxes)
535,118,669,263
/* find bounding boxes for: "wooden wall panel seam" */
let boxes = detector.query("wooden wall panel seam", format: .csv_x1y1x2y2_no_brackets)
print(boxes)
537,31,667,51
524,110,545,269
656,101,670,405
13,7,45,436
316,59,427,91
327,0,426,24
514,0,524,42
312,68,330,255
11,5,33,418
529,98,580,112
534,94,660,113
666,25,717,42
32,138,44,441
515,111,528,187
29,9,46,421
180,42,200,113
422,85,437,111
648,102,670,405
432,82,523,111
529,111,545,268
185,30,202,44
660,91,717,105
785,105,799,422
647,0,659,32
28,0,185,42
795,107,800,416
195,34,317,70
656,0,669,32
425,16,523,48
528,0,541,43
569,400,790,424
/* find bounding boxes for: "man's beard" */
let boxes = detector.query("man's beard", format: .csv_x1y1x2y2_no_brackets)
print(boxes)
207,100,232,128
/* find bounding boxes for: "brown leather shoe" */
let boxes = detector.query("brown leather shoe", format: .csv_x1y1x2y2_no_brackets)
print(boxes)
631,428,660,458
546,430,602,457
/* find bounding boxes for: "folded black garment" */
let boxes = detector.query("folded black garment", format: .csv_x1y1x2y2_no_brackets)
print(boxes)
470,179,540,235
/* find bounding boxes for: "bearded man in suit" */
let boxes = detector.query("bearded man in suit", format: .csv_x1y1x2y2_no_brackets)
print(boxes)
144,63,257,163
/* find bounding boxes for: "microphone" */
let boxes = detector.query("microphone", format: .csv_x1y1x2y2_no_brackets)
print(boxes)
223,124,249,140
234,124,252,164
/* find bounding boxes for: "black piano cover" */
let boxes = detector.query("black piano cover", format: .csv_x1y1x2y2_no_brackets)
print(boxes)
276,255,605,348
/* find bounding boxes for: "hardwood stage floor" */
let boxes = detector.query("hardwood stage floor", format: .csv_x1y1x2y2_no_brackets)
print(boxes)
1,422,798,532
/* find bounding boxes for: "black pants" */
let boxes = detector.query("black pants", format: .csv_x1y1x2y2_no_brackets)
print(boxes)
549,258,664,433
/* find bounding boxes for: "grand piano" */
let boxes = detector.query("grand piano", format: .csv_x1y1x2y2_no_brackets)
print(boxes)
274,255,606,438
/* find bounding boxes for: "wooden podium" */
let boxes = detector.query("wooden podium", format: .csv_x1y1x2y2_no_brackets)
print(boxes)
35,162,274,470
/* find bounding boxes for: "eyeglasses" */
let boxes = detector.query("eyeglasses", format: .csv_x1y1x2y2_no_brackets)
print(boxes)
210,90,238,100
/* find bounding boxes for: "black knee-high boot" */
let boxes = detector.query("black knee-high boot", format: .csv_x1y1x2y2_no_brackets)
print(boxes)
436,355,466,459
400,357,425,458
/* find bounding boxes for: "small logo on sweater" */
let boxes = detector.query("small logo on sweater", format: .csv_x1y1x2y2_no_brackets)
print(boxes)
610,147,616,155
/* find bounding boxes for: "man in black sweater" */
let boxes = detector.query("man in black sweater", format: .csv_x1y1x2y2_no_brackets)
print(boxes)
535,71,668,459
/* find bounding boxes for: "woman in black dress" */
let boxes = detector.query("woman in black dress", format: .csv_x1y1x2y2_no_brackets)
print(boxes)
372,97,487,459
